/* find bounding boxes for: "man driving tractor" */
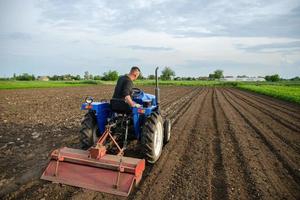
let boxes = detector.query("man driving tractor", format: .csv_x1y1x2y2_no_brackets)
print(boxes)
112,66,142,109
41,67,171,196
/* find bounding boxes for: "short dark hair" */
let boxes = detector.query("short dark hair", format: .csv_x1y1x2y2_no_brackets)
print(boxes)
130,66,141,73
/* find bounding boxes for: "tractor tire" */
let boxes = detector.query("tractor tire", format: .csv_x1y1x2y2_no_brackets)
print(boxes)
80,111,98,149
142,112,164,164
163,118,171,144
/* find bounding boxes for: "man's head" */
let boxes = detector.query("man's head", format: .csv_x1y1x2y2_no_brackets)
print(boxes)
129,66,140,80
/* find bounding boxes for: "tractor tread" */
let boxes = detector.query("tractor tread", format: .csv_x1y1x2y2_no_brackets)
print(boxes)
142,113,164,163
80,111,98,149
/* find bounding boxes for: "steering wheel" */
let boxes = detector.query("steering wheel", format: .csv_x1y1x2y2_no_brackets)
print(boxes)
132,88,142,98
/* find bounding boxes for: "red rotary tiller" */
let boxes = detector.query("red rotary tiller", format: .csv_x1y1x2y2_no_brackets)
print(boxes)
41,123,145,196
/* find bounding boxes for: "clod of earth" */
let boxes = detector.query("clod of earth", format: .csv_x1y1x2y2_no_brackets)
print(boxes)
31,132,40,139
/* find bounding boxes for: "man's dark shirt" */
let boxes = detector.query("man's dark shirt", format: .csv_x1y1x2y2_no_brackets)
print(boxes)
112,75,133,99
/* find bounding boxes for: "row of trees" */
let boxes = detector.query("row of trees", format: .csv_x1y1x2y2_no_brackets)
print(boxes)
84,70,119,81
13,73,36,81
209,70,224,79
3,68,297,82
265,74,280,82
83,67,176,81
1,67,176,81
49,74,81,81
208,70,283,82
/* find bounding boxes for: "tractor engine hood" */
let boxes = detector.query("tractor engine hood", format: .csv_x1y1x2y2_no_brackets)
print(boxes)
132,91,156,107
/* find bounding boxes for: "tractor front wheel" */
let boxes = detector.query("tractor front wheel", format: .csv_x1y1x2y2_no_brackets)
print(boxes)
142,113,164,163
80,111,98,149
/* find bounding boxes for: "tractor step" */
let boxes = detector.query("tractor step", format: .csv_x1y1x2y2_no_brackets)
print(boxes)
41,147,145,196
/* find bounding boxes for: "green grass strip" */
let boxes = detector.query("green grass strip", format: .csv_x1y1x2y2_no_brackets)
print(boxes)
1,80,300,104
135,80,224,86
237,84,300,104
0,80,106,89
0,80,227,89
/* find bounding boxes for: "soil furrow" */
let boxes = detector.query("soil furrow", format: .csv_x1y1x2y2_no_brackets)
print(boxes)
133,88,209,200
235,88,300,115
160,87,195,108
210,88,229,200
232,88,300,120
224,90,300,196
223,90,300,167
221,89,299,199
225,89,300,153
225,88,300,132
159,89,211,200
167,88,203,124
162,87,201,120
215,89,261,199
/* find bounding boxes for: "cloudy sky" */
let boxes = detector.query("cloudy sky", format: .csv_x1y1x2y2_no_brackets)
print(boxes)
0,0,299,78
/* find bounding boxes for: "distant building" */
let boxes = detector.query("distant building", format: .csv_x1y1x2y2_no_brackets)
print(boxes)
237,75,249,78
37,76,49,81
221,77,265,82
174,77,182,80
198,76,209,80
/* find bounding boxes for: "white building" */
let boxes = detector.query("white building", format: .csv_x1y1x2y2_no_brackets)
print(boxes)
220,77,265,82
37,76,49,81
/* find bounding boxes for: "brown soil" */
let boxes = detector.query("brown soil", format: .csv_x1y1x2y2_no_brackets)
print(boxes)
0,86,299,200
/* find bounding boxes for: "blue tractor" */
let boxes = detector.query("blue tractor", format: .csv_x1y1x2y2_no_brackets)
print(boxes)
79,67,171,163
41,68,171,196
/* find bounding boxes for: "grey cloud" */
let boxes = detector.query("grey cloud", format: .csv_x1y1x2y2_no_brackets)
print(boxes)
1,0,300,78
223,6,300,38
126,45,173,51
176,59,276,77
108,57,141,63
0,32,32,40
236,41,300,53
36,0,300,38
180,58,300,78
100,57,142,68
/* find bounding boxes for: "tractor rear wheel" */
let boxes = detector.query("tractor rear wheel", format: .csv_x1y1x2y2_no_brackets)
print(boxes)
142,112,164,163
80,111,98,149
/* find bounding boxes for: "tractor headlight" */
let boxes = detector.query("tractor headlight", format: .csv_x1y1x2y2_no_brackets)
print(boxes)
85,96,93,104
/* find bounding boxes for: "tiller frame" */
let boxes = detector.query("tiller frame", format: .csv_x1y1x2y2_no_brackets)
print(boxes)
41,122,145,196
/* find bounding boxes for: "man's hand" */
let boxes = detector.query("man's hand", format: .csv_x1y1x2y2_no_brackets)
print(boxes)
134,103,142,108
125,95,141,108
125,95,135,107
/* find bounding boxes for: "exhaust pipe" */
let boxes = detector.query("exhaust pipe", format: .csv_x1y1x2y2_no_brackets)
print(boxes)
155,67,160,107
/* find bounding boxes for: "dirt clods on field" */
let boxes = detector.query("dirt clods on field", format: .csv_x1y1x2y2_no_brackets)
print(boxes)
0,86,299,200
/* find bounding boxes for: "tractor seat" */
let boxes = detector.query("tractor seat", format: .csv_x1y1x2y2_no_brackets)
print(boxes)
110,98,132,114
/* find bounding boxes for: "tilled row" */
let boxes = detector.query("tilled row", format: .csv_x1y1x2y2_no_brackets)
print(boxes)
132,88,300,200
225,88,300,132
132,88,209,200
215,89,263,199
1,86,200,200
1,87,299,200
231,88,300,118
217,88,299,200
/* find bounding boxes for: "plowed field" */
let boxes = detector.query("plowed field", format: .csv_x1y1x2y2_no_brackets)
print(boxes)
0,86,299,200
